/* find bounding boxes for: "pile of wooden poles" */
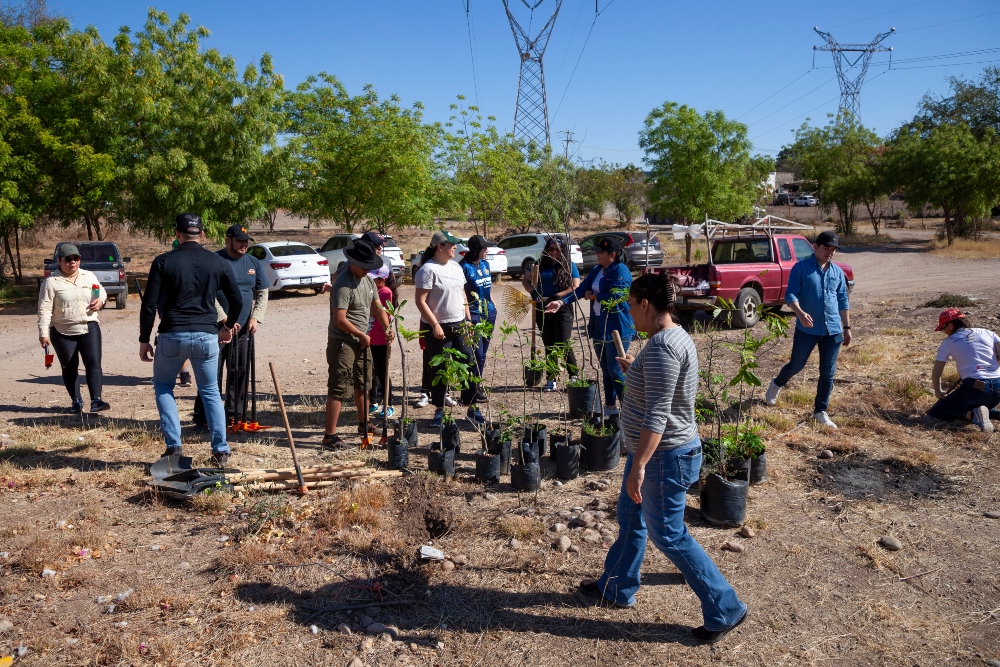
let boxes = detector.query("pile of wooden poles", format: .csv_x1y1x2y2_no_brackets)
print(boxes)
228,460,401,493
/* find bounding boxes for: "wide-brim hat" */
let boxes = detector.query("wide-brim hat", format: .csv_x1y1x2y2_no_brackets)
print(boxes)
345,240,384,271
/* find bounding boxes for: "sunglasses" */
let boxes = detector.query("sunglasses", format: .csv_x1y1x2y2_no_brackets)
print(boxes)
61,256,81,262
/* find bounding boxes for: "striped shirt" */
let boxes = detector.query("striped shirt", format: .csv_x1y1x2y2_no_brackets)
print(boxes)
621,327,699,454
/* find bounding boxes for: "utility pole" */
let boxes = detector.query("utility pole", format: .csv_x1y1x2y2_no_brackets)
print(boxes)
813,26,894,118
557,129,576,158
503,0,563,146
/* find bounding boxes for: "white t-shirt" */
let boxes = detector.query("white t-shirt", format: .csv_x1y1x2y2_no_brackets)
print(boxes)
414,260,468,324
935,327,1000,380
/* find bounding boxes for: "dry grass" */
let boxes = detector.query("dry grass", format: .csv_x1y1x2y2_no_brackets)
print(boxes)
779,388,814,408
497,515,544,540
927,236,1000,258
885,375,931,407
11,534,68,574
190,487,234,514
316,483,389,532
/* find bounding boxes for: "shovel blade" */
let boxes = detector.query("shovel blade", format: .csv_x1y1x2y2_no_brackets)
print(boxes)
150,454,194,481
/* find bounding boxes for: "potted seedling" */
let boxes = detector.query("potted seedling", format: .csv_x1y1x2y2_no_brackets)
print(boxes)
384,301,420,469
429,347,474,478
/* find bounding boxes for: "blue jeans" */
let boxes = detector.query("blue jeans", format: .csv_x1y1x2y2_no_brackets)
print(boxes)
927,378,1000,422
596,337,631,407
774,328,843,412
470,308,496,377
152,332,229,454
597,442,747,631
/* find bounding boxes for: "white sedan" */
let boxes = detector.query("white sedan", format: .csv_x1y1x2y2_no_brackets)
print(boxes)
793,195,818,207
248,242,330,293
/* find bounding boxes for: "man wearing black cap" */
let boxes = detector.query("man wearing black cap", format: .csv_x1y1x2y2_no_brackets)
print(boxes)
764,230,851,429
139,213,243,465
192,223,269,429
321,239,394,448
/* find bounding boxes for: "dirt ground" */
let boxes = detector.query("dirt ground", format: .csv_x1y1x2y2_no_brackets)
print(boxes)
1,223,1000,666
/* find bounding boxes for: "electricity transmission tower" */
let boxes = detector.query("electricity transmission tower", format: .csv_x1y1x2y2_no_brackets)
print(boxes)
813,26,894,118
503,0,563,146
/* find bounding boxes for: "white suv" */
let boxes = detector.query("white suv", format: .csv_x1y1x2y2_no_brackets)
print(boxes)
495,233,583,278
317,233,405,278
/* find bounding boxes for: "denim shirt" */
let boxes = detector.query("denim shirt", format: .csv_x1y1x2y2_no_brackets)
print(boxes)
564,262,636,342
785,254,849,336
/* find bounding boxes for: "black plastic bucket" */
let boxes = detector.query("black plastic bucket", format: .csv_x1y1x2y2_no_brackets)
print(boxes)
749,452,767,485
484,422,504,455
475,451,501,484
567,380,599,418
524,366,542,387
580,418,621,471
700,472,749,526
404,420,418,449
429,423,459,477
387,435,409,470
511,462,540,492
524,423,547,459
498,439,512,475
555,440,580,480
549,432,569,462
727,456,751,482
518,438,539,465
441,421,460,453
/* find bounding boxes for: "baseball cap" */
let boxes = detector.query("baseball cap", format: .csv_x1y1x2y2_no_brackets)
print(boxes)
368,265,391,280
361,231,384,248
430,230,462,246
935,308,966,332
225,224,253,242
175,213,203,235
595,236,623,257
816,231,839,248
58,243,80,259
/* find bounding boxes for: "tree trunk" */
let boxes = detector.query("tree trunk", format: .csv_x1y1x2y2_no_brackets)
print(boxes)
14,224,22,280
943,206,954,246
94,216,104,241
268,210,277,233
685,235,692,264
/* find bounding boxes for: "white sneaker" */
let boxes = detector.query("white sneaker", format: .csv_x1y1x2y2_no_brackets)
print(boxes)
444,394,457,407
972,406,994,433
813,411,837,429
543,381,557,392
604,406,619,418
415,393,430,408
765,379,782,406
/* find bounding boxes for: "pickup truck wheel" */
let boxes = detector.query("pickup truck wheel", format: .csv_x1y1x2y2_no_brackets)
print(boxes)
732,287,761,329
115,288,127,310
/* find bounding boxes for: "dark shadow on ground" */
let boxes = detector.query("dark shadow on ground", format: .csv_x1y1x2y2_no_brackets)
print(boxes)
16,373,150,387
810,451,954,500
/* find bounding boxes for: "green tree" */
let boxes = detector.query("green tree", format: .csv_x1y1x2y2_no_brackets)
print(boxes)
888,122,1000,244
910,65,1000,139
640,101,771,259
607,164,647,227
286,74,439,233
784,112,881,235
528,148,579,233
576,163,610,221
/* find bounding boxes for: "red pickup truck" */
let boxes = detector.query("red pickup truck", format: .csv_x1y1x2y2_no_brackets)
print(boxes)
655,233,855,328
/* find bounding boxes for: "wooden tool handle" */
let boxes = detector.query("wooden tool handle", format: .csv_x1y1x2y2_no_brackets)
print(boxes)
269,362,307,494
611,330,626,359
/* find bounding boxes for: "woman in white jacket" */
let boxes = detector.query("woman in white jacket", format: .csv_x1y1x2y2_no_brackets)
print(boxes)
37,244,110,414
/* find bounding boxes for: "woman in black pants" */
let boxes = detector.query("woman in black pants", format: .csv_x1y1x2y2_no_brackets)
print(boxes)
414,230,483,428
522,237,581,392
37,244,111,414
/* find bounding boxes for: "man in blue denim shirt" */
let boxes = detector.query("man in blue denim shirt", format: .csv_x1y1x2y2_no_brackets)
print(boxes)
765,231,852,428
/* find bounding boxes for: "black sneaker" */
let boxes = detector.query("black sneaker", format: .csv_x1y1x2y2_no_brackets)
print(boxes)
160,446,183,458
691,607,749,644
178,371,192,388
474,387,488,403
578,579,634,609
90,398,111,413
71,398,83,414
322,433,347,450
210,452,230,468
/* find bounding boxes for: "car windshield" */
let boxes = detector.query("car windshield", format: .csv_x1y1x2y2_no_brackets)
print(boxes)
382,237,400,249
67,244,119,262
269,244,317,257
712,239,772,264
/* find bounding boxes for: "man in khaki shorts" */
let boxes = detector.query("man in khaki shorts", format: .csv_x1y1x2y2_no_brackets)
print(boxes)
322,240,393,448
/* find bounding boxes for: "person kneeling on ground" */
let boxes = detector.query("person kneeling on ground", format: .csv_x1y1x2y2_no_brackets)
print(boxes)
579,272,749,644
322,240,393,449
927,308,1000,432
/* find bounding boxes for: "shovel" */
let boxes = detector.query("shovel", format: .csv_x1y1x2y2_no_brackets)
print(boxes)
242,333,271,432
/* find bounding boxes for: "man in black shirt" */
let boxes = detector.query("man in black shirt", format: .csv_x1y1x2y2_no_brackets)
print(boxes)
192,223,269,429
140,213,243,465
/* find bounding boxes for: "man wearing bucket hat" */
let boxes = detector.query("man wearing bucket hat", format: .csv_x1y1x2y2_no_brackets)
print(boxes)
764,230,851,429
321,239,394,448
927,308,1000,432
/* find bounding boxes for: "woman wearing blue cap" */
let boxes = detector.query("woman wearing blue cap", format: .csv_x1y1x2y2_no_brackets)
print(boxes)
460,235,496,401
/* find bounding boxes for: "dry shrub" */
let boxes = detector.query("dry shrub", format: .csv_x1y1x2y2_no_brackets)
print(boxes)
0,522,31,539
116,582,167,612
760,411,794,432
780,388,814,408
11,534,67,574
107,422,162,452
316,483,389,532
191,488,233,514
857,544,901,574
497,516,544,540
216,540,275,574
927,237,1000,259
101,465,145,489
885,375,930,407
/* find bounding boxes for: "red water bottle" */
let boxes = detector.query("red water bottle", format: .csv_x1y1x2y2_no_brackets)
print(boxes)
45,344,54,369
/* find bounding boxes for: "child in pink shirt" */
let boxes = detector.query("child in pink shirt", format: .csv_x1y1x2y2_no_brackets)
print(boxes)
368,266,394,417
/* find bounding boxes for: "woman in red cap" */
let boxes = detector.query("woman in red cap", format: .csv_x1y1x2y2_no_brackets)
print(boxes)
927,308,1000,432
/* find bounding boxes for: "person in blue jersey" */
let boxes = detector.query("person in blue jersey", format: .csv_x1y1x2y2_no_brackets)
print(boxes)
460,235,496,403
547,236,634,416
579,272,748,644
523,237,581,392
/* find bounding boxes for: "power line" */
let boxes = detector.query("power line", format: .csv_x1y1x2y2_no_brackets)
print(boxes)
734,69,816,121
892,58,1000,71
746,75,839,128
893,46,1000,64
463,0,481,108
898,8,1000,33
552,0,617,123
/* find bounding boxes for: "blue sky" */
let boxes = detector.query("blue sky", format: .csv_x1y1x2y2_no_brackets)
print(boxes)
59,0,1000,166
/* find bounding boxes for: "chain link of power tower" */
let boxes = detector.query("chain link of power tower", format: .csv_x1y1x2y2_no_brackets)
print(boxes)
813,26,894,119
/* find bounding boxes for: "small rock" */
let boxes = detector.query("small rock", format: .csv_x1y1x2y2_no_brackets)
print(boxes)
361,636,375,650
599,528,613,538
384,625,400,639
451,554,467,566
33,594,45,601
379,632,393,645
553,480,563,486
248,606,254,612
581,529,601,543
739,526,756,538
0,552,7,558
255,458,264,463
555,536,571,552
349,658,365,667
879,535,902,551
588,499,608,510
217,536,229,543
55,520,68,530
114,621,128,628
551,523,567,533
409,642,419,652
178,562,191,570
66,638,78,645
509,538,521,550
337,623,352,635
364,606,381,616
984,660,1000,667
150,544,161,551
984,511,1000,519
310,624,319,634
359,616,374,628
567,545,580,553
722,541,745,553
557,510,572,518
441,560,455,572
366,622,386,636
41,569,56,578
116,589,133,601
0,619,12,632
571,506,584,513
435,641,445,650
106,604,116,614
593,510,607,521
818,450,834,459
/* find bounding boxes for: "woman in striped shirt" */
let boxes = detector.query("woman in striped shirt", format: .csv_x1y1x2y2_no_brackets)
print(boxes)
578,272,748,644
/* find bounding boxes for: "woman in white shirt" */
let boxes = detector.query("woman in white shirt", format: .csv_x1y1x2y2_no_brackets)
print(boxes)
414,230,483,428
37,244,110,414
928,308,1000,432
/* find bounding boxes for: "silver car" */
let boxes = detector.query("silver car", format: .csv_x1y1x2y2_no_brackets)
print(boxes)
317,233,405,279
495,233,583,278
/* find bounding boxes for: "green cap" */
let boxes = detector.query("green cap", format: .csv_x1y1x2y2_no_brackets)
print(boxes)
58,243,80,259
430,230,462,246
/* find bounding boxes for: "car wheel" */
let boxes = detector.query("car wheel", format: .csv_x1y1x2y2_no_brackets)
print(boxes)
313,285,324,295
491,273,500,283
115,286,127,310
731,287,761,329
